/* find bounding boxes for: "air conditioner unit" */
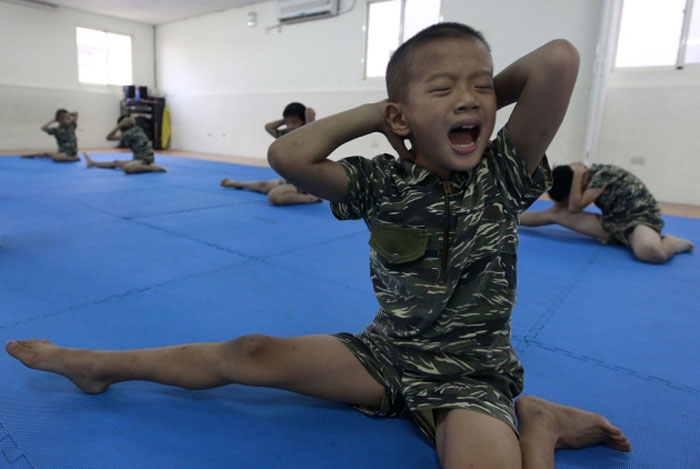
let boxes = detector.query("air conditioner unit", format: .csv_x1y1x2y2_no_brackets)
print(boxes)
276,0,339,23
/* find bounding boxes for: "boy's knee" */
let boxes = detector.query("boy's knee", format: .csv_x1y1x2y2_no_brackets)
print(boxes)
633,243,666,264
229,334,274,361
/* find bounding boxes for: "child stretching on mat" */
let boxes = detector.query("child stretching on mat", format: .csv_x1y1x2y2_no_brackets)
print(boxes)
220,102,322,205
21,109,80,162
520,162,694,263
83,115,166,174
6,23,630,468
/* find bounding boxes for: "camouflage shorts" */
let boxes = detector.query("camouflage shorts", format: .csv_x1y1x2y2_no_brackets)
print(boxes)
133,153,155,165
597,213,664,246
334,332,520,445
59,145,78,157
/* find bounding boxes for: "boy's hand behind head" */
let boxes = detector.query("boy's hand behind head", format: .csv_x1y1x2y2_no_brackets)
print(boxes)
305,107,316,124
119,116,135,128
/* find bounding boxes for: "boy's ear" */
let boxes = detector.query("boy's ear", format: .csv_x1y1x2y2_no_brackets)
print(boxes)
384,101,411,137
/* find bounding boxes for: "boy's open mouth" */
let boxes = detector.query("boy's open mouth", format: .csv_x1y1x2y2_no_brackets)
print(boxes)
448,124,480,151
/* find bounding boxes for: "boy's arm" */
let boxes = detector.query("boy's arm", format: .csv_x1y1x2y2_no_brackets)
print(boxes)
40,120,55,132
567,166,604,211
264,118,285,138
106,125,122,141
494,39,580,175
268,101,404,203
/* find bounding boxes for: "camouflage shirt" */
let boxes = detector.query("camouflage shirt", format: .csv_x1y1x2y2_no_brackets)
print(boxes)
121,126,154,164
587,164,663,242
331,127,550,383
46,123,77,156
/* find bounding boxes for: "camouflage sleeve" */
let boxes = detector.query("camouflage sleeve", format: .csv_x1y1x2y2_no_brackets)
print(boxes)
121,127,134,148
45,127,56,135
487,126,551,214
329,156,387,223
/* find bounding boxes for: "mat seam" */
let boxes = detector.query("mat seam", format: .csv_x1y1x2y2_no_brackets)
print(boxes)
524,339,699,394
0,421,35,468
523,247,603,342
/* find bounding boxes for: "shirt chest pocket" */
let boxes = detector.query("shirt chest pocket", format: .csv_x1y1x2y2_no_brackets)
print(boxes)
369,222,429,264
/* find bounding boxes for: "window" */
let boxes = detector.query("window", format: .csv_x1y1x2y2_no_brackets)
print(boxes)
76,27,132,85
615,0,699,68
364,0,441,78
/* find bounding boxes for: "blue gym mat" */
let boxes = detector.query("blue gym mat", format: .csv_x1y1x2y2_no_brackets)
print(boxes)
1,154,698,468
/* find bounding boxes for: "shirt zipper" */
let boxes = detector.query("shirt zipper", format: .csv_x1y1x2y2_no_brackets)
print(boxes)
439,180,451,285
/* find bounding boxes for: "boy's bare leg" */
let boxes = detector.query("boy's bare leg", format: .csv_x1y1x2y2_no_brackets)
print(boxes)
84,153,130,169
267,184,322,206
220,178,280,193
5,335,383,408
21,152,52,159
435,408,522,468
122,161,167,174
522,205,608,240
434,396,630,469
628,224,694,264
52,152,80,162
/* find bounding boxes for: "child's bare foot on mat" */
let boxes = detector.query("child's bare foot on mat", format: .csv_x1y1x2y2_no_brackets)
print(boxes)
516,395,631,452
220,178,244,189
83,153,95,168
663,234,694,254
6,339,112,394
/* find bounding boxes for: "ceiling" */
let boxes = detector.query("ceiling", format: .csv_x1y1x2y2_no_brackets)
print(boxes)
7,0,271,25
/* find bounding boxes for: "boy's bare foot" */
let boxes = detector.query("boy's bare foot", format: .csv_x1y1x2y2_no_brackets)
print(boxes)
516,395,631,452
663,234,694,254
220,178,243,189
6,339,112,394
83,153,95,168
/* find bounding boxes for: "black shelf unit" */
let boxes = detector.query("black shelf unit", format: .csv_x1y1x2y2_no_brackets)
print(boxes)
119,97,166,150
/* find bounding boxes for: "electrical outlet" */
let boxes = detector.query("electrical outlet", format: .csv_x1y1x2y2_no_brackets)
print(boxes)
630,156,646,165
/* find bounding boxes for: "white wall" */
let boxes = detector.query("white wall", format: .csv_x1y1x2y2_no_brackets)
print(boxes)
156,0,603,166
598,67,700,205
0,1,155,150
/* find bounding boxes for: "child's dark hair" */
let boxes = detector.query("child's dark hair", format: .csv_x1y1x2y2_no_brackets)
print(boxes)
55,109,69,121
548,165,574,202
386,22,491,102
283,102,306,123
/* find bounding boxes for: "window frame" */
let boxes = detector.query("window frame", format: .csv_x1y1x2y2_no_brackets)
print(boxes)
362,0,441,80
613,0,698,70
75,26,134,87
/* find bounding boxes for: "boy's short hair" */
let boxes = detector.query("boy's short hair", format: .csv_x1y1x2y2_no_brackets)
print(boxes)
283,102,307,123
548,165,574,201
386,22,491,102
55,109,69,121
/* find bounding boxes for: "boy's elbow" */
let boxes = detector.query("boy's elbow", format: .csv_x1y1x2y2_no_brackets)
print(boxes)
546,39,580,74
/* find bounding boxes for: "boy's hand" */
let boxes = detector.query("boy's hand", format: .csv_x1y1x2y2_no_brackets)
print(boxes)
118,117,134,128
305,107,316,124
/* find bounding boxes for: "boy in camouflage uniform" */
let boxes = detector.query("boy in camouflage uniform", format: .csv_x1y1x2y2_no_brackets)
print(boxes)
6,23,630,468
220,102,321,205
21,109,80,162
83,115,166,174
521,162,694,263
